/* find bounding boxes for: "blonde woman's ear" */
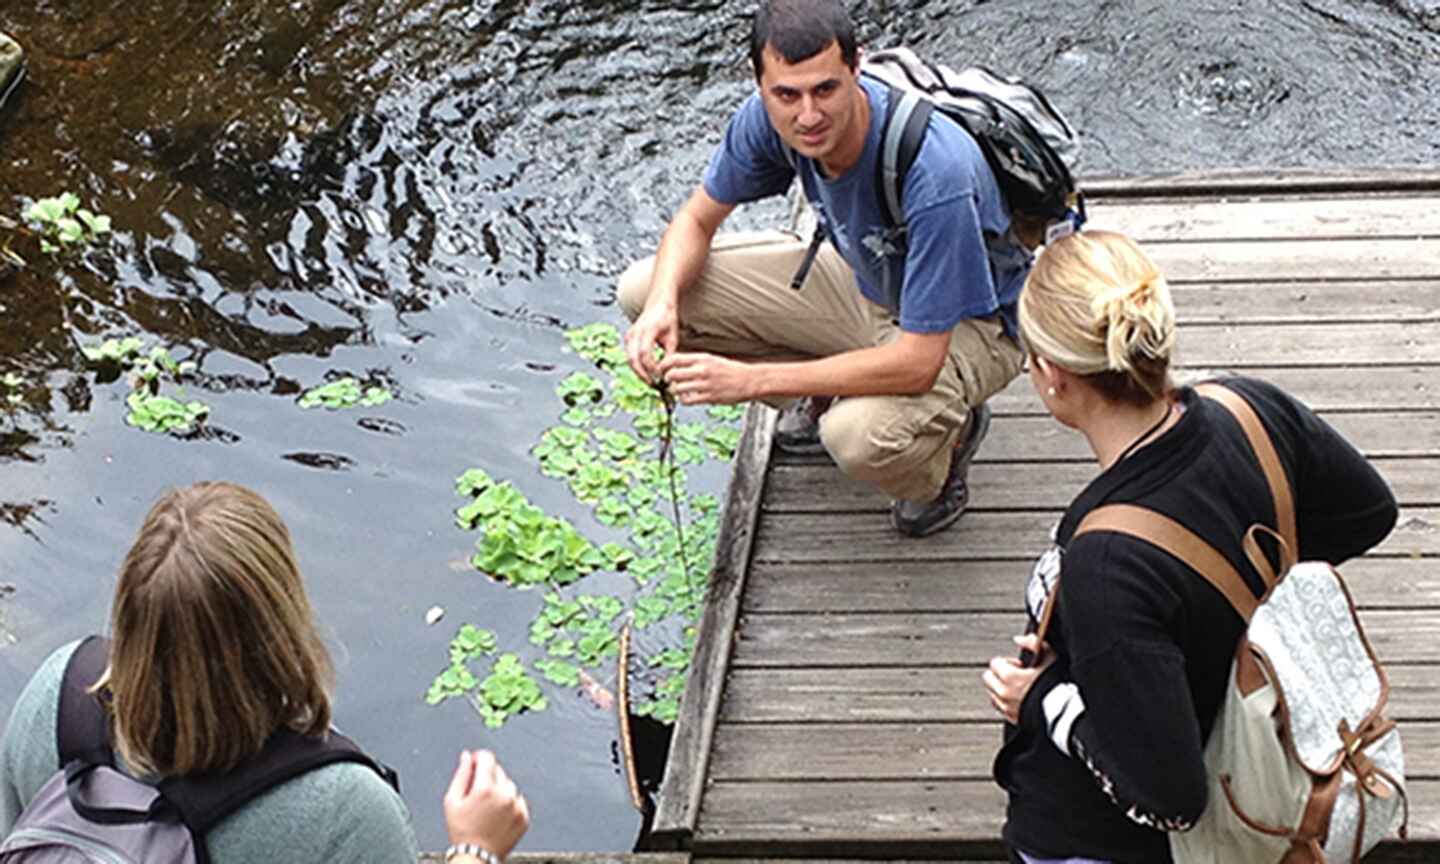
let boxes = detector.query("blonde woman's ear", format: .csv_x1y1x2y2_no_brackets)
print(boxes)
1032,354,1062,397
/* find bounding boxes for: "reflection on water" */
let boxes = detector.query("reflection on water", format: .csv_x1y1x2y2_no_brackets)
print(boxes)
1,0,1438,851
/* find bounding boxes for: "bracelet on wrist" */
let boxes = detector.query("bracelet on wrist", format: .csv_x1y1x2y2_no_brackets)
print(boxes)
444,842,501,864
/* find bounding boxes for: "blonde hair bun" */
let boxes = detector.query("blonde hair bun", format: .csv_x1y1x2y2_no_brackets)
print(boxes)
1019,230,1176,404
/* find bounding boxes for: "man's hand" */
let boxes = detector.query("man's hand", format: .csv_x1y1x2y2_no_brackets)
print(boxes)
624,299,679,385
443,749,530,859
982,634,1054,724
657,351,756,405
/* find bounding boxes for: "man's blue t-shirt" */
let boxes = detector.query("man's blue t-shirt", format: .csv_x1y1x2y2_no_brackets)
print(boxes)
702,77,1027,336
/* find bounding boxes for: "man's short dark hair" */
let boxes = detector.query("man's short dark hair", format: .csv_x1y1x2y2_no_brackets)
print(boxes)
749,0,858,79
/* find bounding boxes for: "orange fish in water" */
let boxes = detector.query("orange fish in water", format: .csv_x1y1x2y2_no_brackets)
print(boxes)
577,667,614,711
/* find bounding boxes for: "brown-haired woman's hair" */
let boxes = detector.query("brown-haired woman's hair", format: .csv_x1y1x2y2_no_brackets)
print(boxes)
96,482,333,776
1019,230,1176,407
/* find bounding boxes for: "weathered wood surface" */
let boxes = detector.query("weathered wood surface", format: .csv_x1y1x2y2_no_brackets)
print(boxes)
751,509,1440,562
1164,280,1440,324
709,722,1440,781
731,610,1440,667
665,174,1440,860
767,456,1440,509
694,781,1440,859
983,367,1440,413
421,856,691,864
1087,196,1440,242
719,664,1440,724
1080,166,1440,195
651,403,777,847
742,558,1440,613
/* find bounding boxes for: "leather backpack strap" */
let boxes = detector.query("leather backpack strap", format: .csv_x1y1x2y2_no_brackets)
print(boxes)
1076,504,1259,623
1194,382,1298,553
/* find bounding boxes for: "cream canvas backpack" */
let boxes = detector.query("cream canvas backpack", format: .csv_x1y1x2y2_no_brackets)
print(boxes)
1047,383,1408,863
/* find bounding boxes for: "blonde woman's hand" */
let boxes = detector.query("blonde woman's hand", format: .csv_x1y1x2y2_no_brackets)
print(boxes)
982,634,1055,724
443,749,530,859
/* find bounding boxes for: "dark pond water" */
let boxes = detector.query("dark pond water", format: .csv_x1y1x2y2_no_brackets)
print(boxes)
2,0,1438,852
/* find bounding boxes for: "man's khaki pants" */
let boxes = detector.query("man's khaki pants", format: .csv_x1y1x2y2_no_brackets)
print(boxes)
618,230,1024,503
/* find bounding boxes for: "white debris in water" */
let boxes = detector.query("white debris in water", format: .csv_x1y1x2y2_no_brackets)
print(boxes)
425,605,445,625
364,207,387,235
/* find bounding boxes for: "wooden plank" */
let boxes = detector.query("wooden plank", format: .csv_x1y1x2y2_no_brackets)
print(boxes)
719,664,1440,724
783,409,1440,461
765,457,1440,512
694,860,1006,864
742,558,1440,615
651,403,776,848
1144,238,1440,282
695,859,1007,864
751,509,1440,563
1086,197,1440,243
985,368,1440,414
1080,167,1440,197
476,857,689,864
709,721,1440,782
1168,280,1440,324
696,779,1008,857
1169,321,1440,366
781,413,1440,462
694,780,1440,856
731,610,1440,668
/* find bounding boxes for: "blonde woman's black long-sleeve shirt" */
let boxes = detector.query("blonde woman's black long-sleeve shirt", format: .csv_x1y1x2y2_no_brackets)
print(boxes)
993,377,1398,864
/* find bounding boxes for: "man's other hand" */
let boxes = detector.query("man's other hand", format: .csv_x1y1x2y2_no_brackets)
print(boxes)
658,351,755,405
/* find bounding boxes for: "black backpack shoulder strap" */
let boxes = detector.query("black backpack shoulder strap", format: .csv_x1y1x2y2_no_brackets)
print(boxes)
874,85,933,237
158,727,400,838
57,635,114,769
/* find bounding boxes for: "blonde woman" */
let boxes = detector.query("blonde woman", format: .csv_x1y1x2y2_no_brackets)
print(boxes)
982,232,1397,863
0,482,527,864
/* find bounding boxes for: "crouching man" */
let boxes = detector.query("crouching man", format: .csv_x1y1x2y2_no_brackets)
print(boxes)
619,0,1026,537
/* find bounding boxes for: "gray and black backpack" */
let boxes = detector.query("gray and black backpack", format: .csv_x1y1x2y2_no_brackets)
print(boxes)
789,46,1084,291
0,636,399,864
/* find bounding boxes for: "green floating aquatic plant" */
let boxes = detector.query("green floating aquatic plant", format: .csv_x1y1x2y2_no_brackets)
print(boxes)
81,337,146,367
125,391,209,435
22,192,111,255
473,654,547,728
427,624,499,706
533,658,581,687
81,338,210,436
2,372,23,407
298,377,393,410
431,322,745,723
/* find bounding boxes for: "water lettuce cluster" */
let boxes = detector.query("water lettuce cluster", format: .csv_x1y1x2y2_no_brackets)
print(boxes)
432,322,744,726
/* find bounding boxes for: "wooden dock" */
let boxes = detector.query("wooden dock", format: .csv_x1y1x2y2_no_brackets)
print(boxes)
647,168,1440,862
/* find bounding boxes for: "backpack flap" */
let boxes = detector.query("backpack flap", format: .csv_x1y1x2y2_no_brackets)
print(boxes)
1245,562,1407,861
1247,563,1387,775
0,762,198,864
63,762,171,826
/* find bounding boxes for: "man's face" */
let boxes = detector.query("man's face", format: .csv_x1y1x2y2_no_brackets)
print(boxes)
756,41,866,175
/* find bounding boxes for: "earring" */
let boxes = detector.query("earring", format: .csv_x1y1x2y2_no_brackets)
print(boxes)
1046,387,1056,396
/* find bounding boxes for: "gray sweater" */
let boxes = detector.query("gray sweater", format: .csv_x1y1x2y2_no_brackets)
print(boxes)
2,641,420,862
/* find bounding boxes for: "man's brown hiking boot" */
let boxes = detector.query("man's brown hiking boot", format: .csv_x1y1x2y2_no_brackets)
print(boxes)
892,403,991,538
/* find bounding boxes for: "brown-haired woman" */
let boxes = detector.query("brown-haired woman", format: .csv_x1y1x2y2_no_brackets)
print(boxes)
0,481,528,863
982,231,1397,863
